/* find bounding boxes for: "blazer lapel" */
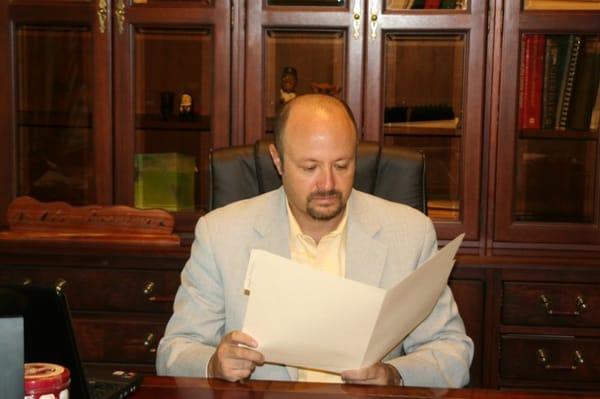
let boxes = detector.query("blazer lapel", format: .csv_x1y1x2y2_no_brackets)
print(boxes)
346,191,387,288
251,187,290,259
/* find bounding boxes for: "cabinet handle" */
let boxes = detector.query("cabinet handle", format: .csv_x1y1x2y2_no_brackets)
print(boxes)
55,278,67,293
352,0,362,40
537,348,584,371
142,281,174,303
23,278,32,286
143,333,157,353
369,1,379,40
115,0,126,35
539,294,587,316
97,0,108,34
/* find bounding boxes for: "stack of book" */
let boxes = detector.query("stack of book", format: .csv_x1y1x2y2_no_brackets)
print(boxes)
519,34,600,132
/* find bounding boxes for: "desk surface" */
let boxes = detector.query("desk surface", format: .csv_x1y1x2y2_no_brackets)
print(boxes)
133,376,600,399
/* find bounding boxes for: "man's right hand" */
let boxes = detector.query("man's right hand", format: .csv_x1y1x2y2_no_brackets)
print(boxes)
207,331,265,382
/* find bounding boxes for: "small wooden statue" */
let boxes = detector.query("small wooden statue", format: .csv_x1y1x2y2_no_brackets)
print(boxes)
280,66,298,104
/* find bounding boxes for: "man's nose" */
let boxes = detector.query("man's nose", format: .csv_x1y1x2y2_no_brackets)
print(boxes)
317,167,335,191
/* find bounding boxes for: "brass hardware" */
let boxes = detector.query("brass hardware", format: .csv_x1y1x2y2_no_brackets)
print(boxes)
97,0,108,34
143,281,155,296
23,278,32,286
143,281,174,303
55,278,67,293
369,1,379,40
352,0,362,40
539,294,587,316
144,333,157,353
115,0,125,35
537,348,585,370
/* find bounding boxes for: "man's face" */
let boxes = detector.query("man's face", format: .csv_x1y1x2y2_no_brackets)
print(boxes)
272,103,357,225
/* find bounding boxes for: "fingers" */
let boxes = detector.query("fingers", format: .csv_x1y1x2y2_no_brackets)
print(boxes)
341,363,401,386
209,331,265,382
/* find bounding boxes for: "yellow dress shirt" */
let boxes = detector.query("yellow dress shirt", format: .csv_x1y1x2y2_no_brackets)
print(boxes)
286,201,348,383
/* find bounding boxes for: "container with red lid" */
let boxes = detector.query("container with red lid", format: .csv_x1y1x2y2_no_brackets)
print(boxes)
24,363,70,399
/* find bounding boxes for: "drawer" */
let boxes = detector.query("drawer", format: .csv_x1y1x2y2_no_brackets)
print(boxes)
0,267,180,313
73,314,168,364
500,335,600,385
503,282,600,327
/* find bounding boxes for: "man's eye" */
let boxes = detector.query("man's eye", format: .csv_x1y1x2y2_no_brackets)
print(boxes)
334,164,349,170
302,166,317,172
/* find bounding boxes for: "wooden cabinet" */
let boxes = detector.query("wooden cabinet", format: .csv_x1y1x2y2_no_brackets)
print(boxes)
492,0,600,249
1,0,600,392
0,0,231,232
495,265,600,391
242,0,486,243
0,243,187,373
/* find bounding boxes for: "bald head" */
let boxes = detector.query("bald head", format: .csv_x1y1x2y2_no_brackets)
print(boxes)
274,94,358,160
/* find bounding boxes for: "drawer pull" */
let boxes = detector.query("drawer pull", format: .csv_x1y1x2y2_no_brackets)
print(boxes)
23,278,32,286
142,281,174,303
539,294,587,316
537,349,584,371
143,333,157,353
55,278,67,293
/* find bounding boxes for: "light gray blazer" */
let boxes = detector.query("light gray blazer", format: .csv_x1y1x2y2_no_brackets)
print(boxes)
156,187,473,387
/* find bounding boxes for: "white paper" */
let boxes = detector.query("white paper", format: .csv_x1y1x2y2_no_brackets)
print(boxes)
242,233,464,373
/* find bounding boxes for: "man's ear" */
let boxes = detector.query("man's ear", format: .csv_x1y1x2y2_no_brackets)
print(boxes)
269,144,284,176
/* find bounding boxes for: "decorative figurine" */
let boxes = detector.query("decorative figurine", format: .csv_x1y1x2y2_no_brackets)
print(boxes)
310,82,341,97
280,66,298,104
179,93,193,119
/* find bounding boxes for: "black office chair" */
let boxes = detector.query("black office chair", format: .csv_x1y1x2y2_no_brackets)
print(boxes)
208,139,427,214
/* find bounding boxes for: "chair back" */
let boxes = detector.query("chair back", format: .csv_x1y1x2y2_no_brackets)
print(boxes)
209,139,427,213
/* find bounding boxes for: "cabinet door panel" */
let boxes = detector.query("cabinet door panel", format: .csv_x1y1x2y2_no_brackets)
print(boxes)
365,1,486,241
114,3,231,228
494,1,600,246
244,2,364,145
449,279,484,387
0,3,112,227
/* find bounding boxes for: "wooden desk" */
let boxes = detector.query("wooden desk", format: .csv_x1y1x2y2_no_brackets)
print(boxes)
133,376,600,399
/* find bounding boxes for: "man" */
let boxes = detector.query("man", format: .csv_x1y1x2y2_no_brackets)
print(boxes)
156,94,473,387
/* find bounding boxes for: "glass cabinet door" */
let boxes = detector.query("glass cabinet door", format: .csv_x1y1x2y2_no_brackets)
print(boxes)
113,1,230,230
245,0,364,144
0,2,112,225
364,0,486,242
495,1,600,246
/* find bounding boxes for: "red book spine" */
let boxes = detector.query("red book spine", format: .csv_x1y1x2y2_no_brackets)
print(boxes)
424,0,442,8
519,35,531,129
523,34,545,129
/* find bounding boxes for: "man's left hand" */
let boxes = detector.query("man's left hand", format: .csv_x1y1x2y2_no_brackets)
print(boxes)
340,362,402,386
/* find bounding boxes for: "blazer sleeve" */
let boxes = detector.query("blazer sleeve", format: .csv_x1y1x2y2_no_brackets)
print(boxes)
156,216,224,377
385,218,474,388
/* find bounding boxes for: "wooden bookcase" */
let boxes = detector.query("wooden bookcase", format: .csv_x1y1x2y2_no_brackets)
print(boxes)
1,0,599,392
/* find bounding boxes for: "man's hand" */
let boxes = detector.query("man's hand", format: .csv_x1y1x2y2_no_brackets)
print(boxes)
207,331,265,382
341,362,403,386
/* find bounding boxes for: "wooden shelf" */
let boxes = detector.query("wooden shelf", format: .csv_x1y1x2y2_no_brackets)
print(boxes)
519,129,599,140
135,114,211,131
17,111,92,129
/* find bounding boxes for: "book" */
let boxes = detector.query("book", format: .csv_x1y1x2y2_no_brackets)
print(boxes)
567,36,600,131
440,0,457,8
411,0,426,8
541,35,570,130
424,0,442,8
521,34,545,129
557,36,583,130
590,79,600,131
